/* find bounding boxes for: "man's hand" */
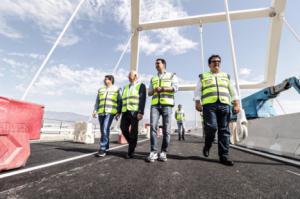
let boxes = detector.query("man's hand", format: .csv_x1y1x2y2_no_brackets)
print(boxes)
233,104,240,113
195,101,203,112
92,111,97,118
155,87,163,93
233,100,240,113
137,113,143,121
115,113,121,120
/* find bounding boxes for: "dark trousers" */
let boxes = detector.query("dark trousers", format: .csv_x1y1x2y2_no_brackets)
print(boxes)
120,111,139,155
177,122,185,140
203,102,231,159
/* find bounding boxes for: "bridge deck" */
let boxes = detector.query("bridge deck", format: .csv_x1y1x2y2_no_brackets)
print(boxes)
0,133,299,199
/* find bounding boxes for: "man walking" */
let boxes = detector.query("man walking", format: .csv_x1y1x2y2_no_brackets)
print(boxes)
120,70,146,159
175,104,185,141
194,55,240,166
146,58,178,162
93,75,122,157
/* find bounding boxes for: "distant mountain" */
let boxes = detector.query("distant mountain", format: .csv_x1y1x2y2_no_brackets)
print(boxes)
43,111,199,127
44,111,98,124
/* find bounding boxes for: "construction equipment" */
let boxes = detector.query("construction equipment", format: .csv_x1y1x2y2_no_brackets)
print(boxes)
230,76,300,143
233,76,300,120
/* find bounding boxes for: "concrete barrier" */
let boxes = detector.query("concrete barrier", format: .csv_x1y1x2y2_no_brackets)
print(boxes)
73,122,94,144
237,112,300,160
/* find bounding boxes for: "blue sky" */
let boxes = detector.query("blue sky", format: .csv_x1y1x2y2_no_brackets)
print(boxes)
0,0,300,121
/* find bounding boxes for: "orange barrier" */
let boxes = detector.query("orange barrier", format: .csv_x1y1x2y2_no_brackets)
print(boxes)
0,96,44,172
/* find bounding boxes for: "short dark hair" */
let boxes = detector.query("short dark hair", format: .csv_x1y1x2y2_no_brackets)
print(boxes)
208,54,221,64
156,58,167,68
104,75,114,84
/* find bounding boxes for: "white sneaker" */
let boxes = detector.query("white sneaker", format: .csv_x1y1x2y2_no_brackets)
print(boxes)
158,152,167,162
146,152,158,162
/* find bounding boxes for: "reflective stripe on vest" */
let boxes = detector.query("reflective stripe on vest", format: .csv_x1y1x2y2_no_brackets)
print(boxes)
97,86,119,114
200,72,231,105
175,110,184,121
151,72,175,106
122,83,141,112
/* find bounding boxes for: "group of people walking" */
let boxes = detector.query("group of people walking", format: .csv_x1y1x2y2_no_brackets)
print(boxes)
93,55,240,166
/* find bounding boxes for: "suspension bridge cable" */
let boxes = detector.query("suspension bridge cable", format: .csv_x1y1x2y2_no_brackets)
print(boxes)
282,16,300,43
274,98,287,114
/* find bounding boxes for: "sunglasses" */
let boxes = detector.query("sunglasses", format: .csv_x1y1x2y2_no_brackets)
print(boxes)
211,60,221,63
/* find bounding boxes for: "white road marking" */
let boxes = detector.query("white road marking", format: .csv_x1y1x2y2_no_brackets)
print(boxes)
0,157,113,195
286,170,300,176
0,138,149,179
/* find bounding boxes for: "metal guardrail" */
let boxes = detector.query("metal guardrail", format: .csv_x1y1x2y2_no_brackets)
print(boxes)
41,119,100,135
40,119,149,136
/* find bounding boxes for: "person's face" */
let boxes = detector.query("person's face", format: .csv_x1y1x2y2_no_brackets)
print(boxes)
155,60,165,73
209,57,221,73
104,77,112,86
128,72,137,83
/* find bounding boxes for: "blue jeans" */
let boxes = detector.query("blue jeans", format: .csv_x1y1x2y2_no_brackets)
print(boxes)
203,102,231,159
98,114,115,152
150,105,172,152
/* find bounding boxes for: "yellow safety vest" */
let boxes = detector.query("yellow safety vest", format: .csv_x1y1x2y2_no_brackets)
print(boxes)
97,86,119,114
122,82,141,112
151,72,175,106
175,109,184,121
200,72,231,105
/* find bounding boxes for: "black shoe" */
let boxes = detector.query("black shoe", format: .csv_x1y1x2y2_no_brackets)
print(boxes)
203,147,209,157
125,153,134,159
220,158,234,166
95,151,106,157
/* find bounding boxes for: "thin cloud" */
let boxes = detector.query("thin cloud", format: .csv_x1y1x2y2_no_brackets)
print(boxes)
44,33,80,47
1,55,42,80
114,0,197,55
0,18,23,39
0,0,77,31
239,67,252,76
16,63,193,97
8,52,45,60
16,64,144,96
0,0,197,52
2,57,37,71
0,0,90,46
238,72,264,85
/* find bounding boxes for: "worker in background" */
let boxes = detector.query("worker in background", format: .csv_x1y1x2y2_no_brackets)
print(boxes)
146,58,178,162
175,104,185,141
194,54,240,166
93,75,122,157
120,70,146,159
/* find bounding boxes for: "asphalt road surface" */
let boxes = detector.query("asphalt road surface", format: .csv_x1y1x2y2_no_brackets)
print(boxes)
0,133,299,199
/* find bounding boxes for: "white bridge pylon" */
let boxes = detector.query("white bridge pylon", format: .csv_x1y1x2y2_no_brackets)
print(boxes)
130,0,286,91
